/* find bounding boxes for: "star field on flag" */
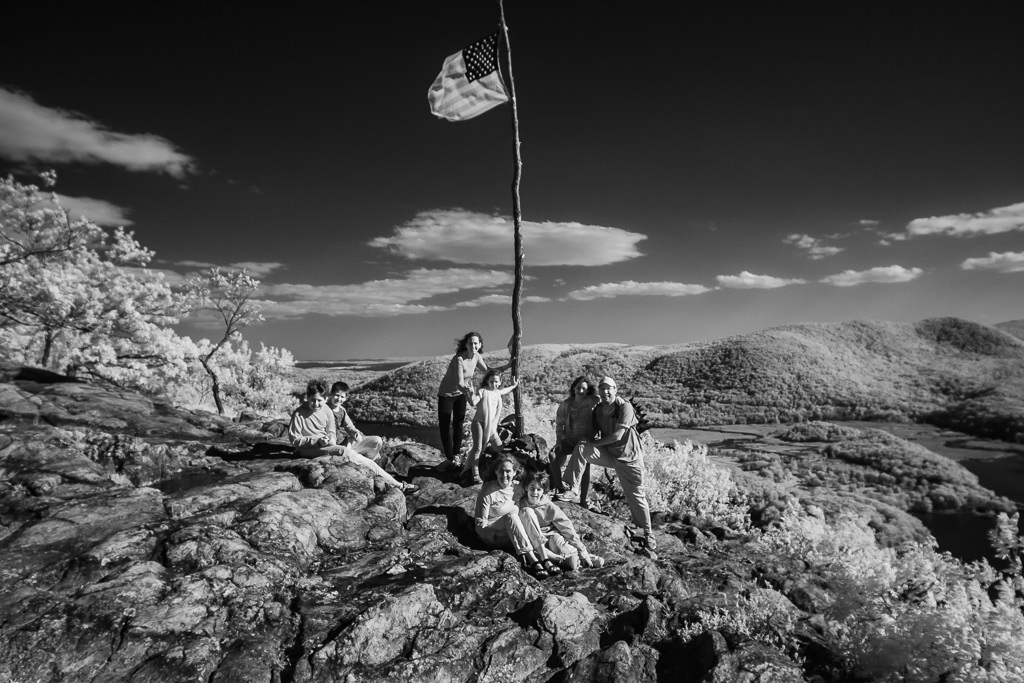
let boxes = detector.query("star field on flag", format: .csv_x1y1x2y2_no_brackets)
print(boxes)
427,32,509,122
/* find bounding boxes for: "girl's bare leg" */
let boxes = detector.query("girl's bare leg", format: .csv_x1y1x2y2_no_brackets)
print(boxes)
463,421,484,479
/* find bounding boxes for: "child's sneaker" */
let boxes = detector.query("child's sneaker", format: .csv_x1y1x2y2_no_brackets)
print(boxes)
552,490,580,503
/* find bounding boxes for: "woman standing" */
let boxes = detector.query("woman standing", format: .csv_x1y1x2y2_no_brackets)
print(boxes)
550,376,599,492
437,331,509,467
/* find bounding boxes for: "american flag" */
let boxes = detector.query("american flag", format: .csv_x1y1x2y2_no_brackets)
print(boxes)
427,32,509,122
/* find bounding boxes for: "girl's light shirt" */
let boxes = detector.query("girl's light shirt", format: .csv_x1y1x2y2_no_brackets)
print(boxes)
474,479,524,529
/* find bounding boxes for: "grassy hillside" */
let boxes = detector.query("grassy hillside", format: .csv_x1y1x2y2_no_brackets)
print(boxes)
996,319,1024,341
345,318,1024,442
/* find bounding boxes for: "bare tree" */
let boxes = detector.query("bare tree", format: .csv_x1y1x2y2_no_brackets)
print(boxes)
183,268,264,415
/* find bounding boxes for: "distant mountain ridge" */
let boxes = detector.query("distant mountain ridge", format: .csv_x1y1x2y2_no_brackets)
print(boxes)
347,318,1024,443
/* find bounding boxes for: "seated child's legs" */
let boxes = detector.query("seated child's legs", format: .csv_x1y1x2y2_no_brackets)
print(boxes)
546,532,579,570
346,449,401,488
518,507,550,555
476,523,512,550
504,513,534,556
294,444,347,458
352,436,384,461
476,514,532,556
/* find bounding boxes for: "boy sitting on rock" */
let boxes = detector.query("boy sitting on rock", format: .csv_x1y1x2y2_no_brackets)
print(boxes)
289,379,417,493
328,380,384,461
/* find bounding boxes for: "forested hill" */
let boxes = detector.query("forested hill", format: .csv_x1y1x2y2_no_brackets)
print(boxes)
347,317,1024,442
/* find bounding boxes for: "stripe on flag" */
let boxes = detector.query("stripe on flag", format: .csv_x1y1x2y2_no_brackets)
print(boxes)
427,32,509,122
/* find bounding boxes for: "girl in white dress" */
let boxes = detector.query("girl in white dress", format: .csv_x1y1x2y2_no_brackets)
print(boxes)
463,370,518,484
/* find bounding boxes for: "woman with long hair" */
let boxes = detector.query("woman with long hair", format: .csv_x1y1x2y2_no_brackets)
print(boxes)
550,375,599,495
474,454,560,578
436,332,509,467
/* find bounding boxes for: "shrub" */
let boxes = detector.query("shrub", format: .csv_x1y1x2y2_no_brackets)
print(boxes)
641,439,751,531
775,421,863,443
759,500,1024,682
677,589,800,653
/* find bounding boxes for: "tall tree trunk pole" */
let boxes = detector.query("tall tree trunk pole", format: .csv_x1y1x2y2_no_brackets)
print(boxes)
498,0,526,435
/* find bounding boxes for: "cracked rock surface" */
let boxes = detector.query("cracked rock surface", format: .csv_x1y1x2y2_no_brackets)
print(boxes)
0,362,811,682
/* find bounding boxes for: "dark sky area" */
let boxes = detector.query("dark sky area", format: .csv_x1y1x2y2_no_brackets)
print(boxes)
2,2,1021,359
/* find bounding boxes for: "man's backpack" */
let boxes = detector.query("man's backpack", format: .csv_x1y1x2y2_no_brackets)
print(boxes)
628,397,652,434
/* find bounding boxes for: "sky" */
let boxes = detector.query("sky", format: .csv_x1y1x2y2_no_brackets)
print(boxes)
2,3,1022,360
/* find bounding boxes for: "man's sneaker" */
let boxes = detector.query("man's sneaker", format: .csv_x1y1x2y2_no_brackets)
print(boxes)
644,532,658,552
552,490,580,504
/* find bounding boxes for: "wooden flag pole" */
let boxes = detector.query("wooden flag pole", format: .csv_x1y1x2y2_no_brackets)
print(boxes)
498,0,526,435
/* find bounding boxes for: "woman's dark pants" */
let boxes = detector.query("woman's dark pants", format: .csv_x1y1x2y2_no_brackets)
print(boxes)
437,394,468,461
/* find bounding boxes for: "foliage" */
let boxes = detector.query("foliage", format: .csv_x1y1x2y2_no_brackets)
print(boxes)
516,393,558,446
915,317,1024,357
347,321,1024,448
0,171,92,268
677,589,799,653
0,172,194,389
775,420,863,442
738,423,1012,528
757,500,1024,682
0,172,299,418
182,267,265,415
989,512,1024,594
642,439,751,531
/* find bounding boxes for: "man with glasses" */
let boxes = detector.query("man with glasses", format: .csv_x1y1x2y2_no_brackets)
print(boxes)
554,376,656,554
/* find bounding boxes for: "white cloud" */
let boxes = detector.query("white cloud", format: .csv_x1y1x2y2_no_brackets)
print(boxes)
783,233,843,259
148,268,188,286
0,87,193,176
51,194,132,226
716,271,806,289
820,265,923,287
961,251,1024,273
455,294,552,308
906,202,1024,237
877,232,908,246
566,281,712,301
369,209,646,266
226,262,286,278
858,219,880,226
255,268,514,319
173,259,218,269
170,260,286,278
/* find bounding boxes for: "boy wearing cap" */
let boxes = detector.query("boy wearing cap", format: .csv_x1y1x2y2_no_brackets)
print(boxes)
554,375,656,552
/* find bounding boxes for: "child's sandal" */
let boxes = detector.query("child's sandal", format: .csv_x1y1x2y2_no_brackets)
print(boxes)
528,561,549,579
542,559,561,576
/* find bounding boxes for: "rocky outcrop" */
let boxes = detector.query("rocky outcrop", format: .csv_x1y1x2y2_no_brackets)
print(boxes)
0,363,824,682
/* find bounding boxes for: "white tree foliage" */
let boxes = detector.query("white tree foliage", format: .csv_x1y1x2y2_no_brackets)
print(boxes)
0,172,192,389
182,267,265,415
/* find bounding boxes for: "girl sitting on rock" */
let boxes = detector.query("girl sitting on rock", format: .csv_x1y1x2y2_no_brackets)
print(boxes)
462,370,518,485
474,454,561,578
519,470,603,572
